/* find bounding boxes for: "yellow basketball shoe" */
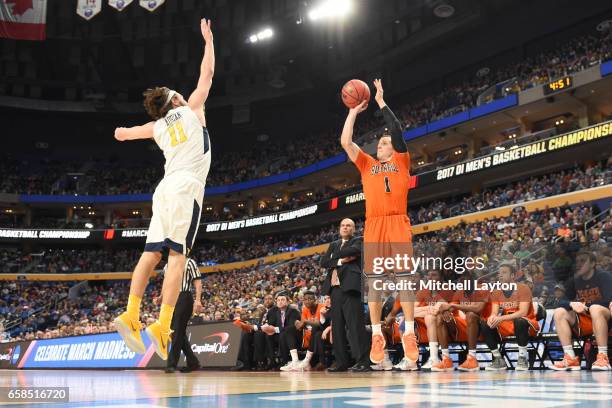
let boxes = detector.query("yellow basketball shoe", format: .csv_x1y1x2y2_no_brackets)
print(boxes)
146,320,173,360
113,312,146,354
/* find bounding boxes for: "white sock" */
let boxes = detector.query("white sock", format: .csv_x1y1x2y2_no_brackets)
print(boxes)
383,350,390,361
304,350,313,362
469,349,476,357
404,321,415,334
518,346,527,358
442,348,450,358
599,346,608,356
562,345,576,358
290,349,299,363
372,324,382,335
429,342,439,362
491,348,502,358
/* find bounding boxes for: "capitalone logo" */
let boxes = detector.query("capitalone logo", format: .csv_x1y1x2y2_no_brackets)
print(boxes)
0,348,11,361
0,345,20,364
191,332,230,354
11,345,21,364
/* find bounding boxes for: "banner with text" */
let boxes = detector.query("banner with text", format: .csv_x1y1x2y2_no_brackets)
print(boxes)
2,321,240,369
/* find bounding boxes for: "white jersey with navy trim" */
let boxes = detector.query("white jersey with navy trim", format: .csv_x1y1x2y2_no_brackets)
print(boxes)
152,105,211,186
145,105,209,255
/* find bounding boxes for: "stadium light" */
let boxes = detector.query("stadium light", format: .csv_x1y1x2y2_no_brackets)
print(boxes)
308,0,352,21
248,28,274,44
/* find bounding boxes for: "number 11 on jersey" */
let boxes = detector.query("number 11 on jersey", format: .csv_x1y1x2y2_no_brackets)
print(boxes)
169,122,187,146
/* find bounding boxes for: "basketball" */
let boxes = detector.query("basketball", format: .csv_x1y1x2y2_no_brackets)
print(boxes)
341,79,370,109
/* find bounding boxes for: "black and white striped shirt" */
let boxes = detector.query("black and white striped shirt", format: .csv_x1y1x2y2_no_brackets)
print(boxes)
182,258,201,292
163,258,201,292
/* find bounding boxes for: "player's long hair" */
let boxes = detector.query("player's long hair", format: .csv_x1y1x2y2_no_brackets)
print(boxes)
143,87,173,120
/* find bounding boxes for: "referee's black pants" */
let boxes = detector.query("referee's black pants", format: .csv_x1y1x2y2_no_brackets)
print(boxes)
168,291,199,368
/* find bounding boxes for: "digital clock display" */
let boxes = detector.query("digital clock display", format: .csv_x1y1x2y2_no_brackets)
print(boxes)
543,76,573,95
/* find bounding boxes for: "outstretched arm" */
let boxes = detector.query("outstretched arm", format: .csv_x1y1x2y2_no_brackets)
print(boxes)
340,100,368,162
373,79,407,153
188,19,215,112
114,122,155,141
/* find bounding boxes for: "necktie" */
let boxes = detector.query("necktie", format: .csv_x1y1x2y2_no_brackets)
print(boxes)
281,310,285,326
331,240,346,287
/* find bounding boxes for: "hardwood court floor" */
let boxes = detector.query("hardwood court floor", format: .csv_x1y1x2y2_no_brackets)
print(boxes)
0,369,610,407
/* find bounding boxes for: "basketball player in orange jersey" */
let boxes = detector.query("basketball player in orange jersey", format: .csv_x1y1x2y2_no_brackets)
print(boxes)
433,270,491,371
412,270,452,370
112,19,214,360
481,264,539,371
340,79,418,369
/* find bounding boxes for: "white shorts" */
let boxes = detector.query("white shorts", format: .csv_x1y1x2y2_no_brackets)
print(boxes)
144,174,204,255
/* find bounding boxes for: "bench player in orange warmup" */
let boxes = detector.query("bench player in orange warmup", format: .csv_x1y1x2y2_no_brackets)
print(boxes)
434,270,492,371
340,79,418,370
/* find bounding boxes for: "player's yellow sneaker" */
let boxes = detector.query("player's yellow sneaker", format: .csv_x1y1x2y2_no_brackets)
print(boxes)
113,312,145,354
146,320,172,360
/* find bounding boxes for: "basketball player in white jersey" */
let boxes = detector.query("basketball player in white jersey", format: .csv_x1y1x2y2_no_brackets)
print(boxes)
112,18,214,360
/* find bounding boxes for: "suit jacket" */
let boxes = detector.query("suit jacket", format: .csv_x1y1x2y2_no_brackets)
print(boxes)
320,236,363,295
251,305,277,326
266,306,301,333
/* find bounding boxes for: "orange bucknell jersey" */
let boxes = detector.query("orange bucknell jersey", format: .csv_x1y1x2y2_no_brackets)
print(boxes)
301,304,324,349
354,149,410,218
415,289,452,307
451,290,492,319
490,283,536,320
301,303,324,322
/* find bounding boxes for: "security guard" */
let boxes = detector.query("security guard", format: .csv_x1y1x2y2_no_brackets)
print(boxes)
156,258,203,373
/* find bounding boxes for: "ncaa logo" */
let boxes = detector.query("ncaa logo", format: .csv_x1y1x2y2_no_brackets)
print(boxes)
117,0,125,9
11,345,21,365
148,1,157,9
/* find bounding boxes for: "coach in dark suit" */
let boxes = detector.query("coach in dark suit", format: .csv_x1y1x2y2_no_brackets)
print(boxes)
260,292,301,366
234,294,276,370
321,218,370,372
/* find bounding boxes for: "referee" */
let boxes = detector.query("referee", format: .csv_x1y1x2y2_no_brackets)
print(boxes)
156,258,203,373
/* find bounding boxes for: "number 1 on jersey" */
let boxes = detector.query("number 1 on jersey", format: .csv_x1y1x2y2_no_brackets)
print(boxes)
169,121,187,147
384,176,391,193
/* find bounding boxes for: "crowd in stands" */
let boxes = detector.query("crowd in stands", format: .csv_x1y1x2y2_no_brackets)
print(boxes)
3,157,610,229
0,31,610,195
3,198,610,342
0,248,29,274
398,33,610,128
0,276,164,341
1,159,609,275
33,248,143,274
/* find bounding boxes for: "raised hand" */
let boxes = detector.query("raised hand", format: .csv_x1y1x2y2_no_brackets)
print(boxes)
350,99,368,115
201,18,213,43
373,78,385,108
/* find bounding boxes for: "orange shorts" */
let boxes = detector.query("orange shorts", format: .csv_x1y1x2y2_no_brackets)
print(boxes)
364,215,413,277
446,314,488,342
415,317,428,344
390,322,402,345
451,315,469,343
497,318,539,338
302,329,312,349
364,214,412,243
571,312,593,337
